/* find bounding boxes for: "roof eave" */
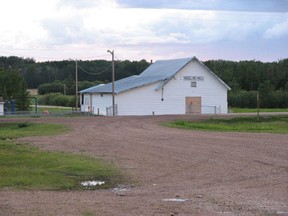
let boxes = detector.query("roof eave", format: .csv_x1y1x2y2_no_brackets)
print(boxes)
196,58,231,90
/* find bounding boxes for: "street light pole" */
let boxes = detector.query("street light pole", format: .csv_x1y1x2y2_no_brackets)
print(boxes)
107,50,115,116
75,60,78,111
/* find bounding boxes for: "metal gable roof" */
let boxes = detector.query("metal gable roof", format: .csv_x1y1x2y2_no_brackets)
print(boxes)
80,56,230,94
80,57,194,94
80,74,166,94
139,57,193,78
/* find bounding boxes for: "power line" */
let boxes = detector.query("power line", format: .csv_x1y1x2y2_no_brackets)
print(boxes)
78,64,111,76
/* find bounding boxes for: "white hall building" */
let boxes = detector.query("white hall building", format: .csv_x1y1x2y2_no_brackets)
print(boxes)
80,56,231,116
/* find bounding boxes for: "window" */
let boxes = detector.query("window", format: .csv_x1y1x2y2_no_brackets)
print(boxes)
191,82,197,87
84,97,89,105
81,94,84,105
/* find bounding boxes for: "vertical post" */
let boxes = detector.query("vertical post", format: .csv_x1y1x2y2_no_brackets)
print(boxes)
35,97,38,114
257,91,260,119
4,100,8,113
10,98,15,114
75,60,78,111
107,50,115,116
64,84,66,95
112,51,115,116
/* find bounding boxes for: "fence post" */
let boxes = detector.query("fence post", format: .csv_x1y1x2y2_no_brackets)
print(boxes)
10,99,15,114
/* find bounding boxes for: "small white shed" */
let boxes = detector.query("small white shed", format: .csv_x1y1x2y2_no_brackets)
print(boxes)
80,56,231,116
0,101,4,116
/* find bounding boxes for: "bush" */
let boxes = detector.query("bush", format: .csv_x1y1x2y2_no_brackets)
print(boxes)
38,93,74,107
38,80,103,96
229,90,288,108
18,123,29,128
38,80,64,95
229,90,257,108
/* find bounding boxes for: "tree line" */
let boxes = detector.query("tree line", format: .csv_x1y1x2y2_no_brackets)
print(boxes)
0,56,150,88
0,56,287,109
205,59,288,92
205,59,288,108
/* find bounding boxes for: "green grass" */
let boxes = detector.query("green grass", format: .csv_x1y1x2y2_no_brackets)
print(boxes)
230,108,288,113
0,123,124,190
164,115,288,134
0,123,69,139
30,106,72,112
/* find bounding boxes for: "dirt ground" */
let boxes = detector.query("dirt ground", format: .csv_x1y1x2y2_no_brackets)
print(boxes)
0,114,287,216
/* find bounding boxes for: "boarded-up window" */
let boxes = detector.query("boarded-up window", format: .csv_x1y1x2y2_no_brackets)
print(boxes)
191,82,197,87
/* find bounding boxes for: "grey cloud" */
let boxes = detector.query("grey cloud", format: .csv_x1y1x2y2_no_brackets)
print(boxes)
117,0,288,12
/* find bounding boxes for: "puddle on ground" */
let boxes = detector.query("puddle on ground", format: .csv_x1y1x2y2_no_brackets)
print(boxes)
277,212,288,216
112,187,129,192
80,180,105,187
162,198,191,202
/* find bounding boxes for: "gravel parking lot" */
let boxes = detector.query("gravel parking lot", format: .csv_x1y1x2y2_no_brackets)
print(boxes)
0,114,287,216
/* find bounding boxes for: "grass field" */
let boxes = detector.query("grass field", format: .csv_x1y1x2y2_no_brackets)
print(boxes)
0,123,124,190
164,115,288,134
230,107,288,113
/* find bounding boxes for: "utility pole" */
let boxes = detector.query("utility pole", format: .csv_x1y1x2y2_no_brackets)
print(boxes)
257,91,260,119
64,84,66,95
107,50,115,116
75,60,78,111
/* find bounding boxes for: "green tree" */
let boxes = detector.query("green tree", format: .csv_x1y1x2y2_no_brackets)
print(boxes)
258,81,275,108
0,69,30,111
15,80,30,110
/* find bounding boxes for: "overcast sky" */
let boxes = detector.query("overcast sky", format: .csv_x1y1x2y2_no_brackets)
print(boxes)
0,0,287,62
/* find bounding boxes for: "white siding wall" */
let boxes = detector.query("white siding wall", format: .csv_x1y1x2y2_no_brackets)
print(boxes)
80,93,112,115
163,60,228,114
91,94,112,115
117,83,163,115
